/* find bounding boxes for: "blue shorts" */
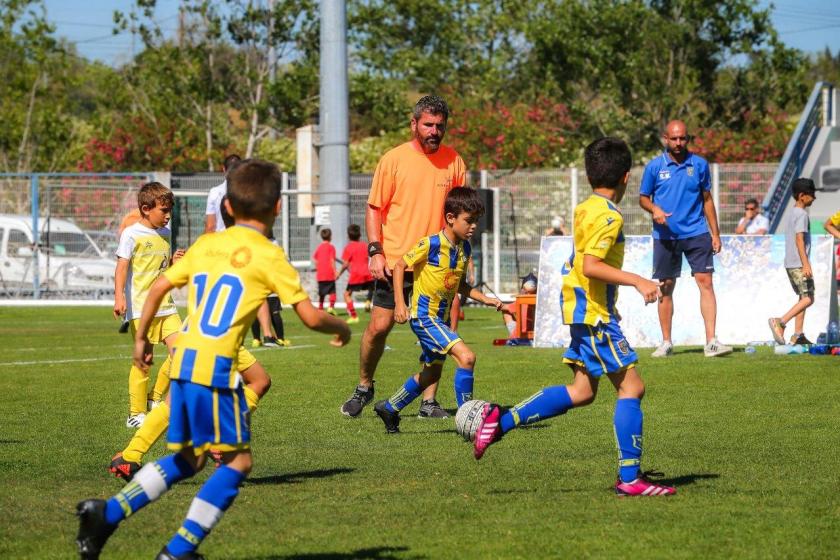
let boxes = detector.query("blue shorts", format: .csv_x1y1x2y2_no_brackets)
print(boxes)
168,379,251,455
563,322,638,377
410,316,462,365
652,233,714,279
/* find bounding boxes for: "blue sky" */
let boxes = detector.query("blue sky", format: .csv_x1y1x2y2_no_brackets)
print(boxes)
40,0,840,66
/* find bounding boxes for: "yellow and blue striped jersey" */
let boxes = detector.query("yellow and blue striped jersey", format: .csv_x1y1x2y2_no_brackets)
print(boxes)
560,193,625,325
116,222,177,320
163,225,308,388
403,231,472,321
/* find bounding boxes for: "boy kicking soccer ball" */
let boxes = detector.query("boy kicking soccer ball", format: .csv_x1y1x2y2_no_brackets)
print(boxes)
374,187,502,433
472,138,676,497
76,159,351,559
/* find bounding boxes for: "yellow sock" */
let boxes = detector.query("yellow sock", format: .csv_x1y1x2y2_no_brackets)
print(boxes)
122,402,170,464
150,355,171,402
128,365,149,415
244,386,259,413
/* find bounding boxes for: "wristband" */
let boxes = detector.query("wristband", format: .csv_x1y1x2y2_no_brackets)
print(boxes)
368,241,384,258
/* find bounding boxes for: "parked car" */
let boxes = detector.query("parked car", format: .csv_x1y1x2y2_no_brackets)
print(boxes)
0,214,115,295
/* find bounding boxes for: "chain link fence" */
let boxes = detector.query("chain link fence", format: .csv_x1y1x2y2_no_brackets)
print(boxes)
0,163,780,300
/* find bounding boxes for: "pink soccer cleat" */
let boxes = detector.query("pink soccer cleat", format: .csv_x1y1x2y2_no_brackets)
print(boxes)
473,403,502,460
615,472,676,497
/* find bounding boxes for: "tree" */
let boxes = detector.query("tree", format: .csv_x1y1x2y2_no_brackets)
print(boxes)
0,0,86,175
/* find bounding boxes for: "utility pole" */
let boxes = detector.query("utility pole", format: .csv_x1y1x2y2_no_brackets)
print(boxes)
267,0,277,140
318,0,350,252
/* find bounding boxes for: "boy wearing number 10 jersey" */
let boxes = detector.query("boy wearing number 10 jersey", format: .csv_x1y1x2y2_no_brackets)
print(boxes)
76,160,351,560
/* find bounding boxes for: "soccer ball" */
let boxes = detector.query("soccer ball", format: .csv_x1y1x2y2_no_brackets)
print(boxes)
455,399,490,442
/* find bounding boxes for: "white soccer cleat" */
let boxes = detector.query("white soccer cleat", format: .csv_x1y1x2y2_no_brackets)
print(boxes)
704,338,733,357
125,413,146,428
651,341,673,358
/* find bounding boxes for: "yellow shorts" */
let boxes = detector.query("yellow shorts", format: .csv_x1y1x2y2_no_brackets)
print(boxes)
130,314,182,345
236,347,257,371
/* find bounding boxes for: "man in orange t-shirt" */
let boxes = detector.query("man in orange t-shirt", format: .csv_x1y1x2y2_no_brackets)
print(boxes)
340,95,467,419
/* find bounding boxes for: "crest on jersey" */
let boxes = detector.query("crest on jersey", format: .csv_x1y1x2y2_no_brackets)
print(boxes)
687,166,694,177
443,271,458,290
231,246,252,268
617,339,631,355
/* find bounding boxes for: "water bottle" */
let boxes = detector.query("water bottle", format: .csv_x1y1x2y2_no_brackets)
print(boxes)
744,345,756,355
827,321,840,345
817,332,827,345
809,345,829,355
774,344,792,355
789,344,808,354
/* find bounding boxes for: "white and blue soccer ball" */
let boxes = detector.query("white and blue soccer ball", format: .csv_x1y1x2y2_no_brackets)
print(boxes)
455,399,489,442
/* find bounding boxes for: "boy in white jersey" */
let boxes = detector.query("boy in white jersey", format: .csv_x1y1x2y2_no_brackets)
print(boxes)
114,182,184,428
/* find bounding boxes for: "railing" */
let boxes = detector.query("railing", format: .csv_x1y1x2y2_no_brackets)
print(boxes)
763,82,835,232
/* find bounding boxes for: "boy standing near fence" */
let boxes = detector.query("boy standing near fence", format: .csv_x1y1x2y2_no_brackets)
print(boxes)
313,228,338,315
114,182,184,428
769,178,817,345
338,224,373,324
77,159,351,559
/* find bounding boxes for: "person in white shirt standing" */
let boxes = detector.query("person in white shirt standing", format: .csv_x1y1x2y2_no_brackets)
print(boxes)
204,154,242,233
735,198,770,235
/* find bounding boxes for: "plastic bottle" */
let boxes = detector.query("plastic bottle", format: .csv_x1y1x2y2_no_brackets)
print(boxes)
744,345,756,355
827,321,840,345
817,332,827,345
809,345,829,355
774,344,807,355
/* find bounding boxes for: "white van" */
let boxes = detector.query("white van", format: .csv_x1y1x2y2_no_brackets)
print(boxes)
0,214,116,295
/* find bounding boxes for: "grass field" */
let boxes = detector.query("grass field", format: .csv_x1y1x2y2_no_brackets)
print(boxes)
0,305,838,559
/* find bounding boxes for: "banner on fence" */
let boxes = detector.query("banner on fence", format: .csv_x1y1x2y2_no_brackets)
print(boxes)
535,235,838,348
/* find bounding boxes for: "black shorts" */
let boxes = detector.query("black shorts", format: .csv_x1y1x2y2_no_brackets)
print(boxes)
372,272,414,310
346,281,374,293
318,281,337,297
652,233,714,279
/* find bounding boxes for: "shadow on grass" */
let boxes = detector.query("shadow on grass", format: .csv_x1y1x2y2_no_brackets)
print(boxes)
0,439,24,444
658,473,720,486
245,546,425,559
247,468,355,486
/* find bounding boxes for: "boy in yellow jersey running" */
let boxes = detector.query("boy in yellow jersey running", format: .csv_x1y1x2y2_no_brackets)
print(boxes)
473,138,676,497
76,160,351,560
114,183,184,428
373,187,503,433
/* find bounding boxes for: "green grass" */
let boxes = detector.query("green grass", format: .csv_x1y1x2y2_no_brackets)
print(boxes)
0,306,838,559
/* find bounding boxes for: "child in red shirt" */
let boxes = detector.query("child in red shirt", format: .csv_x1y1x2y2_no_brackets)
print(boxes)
313,228,338,314
338,224,374,324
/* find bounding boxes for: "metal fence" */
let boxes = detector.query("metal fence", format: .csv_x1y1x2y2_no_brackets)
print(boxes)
0,163,780,300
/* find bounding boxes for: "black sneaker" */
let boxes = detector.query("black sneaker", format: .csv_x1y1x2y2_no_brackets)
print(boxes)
340,383,374,417
262,337,280,348
155,546,206,560
374,400,401,433
108,452,140,482
76,499,116,560
417,399,449,419
790,333,813,345
118,320,130,334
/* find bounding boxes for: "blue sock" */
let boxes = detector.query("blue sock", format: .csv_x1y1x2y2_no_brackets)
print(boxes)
385,376,422,412
167,465,246,556
499,385,573,433
614,398,643,483
453,368,474,407
104,454,195,525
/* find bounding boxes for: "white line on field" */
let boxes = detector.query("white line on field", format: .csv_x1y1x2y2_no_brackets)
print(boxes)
0,344,319,366
0,356,128,366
